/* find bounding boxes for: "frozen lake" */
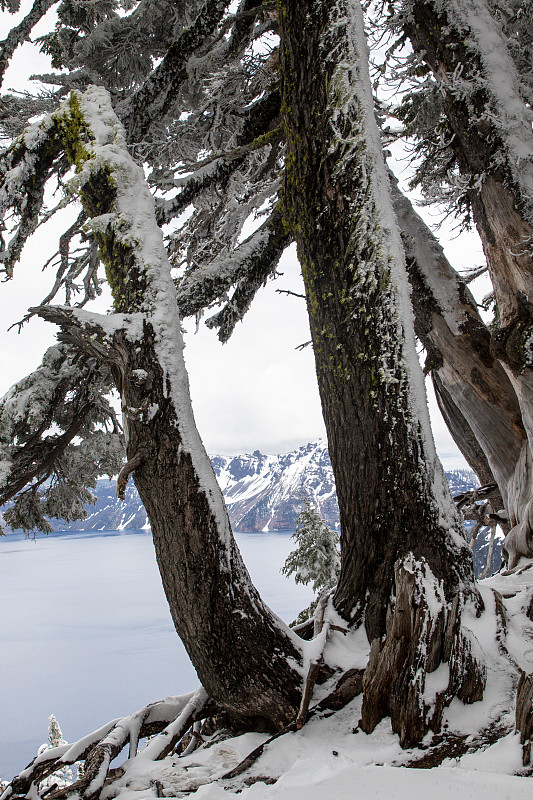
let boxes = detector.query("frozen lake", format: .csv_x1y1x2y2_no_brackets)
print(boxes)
0,529,314,781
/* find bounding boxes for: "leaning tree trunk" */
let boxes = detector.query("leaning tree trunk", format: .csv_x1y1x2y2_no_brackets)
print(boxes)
12,87,304,732
399,0,533,568
279,0,485,746
391,177,526,508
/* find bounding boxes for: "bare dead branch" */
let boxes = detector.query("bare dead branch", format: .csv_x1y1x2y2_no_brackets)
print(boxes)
6,692,210,800
276,288,305,299
296,661,321,730
116,452,144,501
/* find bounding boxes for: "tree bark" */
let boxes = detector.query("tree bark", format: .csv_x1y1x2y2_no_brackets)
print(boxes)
279,0,484,746
29,87,304,733
113,326,303,730
402,0,533,328
400,0,533,568
391,177,526,507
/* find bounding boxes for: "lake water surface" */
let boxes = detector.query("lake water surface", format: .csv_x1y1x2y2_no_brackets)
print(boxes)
0,529,314,780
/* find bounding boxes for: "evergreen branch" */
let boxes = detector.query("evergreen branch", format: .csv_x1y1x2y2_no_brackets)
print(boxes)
177,206,290,328
2,399,95,504
157,127,283,225
0,122,65,278
117,0,230,143
205,0,277,57
0,0,58,87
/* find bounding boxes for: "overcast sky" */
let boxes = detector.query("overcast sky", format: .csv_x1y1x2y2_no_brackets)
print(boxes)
0,9,485,467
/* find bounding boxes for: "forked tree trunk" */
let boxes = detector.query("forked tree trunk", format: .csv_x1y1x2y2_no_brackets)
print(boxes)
26,87,304,732
279,0,485,746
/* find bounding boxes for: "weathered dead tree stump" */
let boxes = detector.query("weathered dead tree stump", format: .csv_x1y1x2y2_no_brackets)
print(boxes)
360,556,485,748
516,671,533,765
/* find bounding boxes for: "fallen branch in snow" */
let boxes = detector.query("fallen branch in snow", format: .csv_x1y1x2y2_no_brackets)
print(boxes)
296,661,321,730
222,665,365,781
221,720,298,781
3,690,211,800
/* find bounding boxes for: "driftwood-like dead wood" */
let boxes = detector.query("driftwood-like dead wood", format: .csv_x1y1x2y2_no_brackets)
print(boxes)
453,484,500,510
361,558,485,748
516,671,533,766
296,661,321,730
479,528,497,579
6,691,210,800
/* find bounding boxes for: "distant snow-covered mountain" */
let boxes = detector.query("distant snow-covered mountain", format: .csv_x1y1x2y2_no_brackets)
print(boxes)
211,440,339,532
2,440,502,574
7,439,479,534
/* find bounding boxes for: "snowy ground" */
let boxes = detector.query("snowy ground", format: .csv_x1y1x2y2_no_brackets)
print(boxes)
5,562,533,799
92,683,530,800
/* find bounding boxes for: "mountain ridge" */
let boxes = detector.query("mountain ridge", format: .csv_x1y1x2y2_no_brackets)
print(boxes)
2,439,502,575
3,439,479,534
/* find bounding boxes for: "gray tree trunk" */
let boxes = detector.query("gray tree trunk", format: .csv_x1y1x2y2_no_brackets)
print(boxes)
401,0,533,569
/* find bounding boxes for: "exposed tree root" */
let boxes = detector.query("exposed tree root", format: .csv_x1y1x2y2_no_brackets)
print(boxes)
360,555,486,748
404,721,511,769
7,566,532,800
221,666,366,782
516,672,533,766
2,689,210,800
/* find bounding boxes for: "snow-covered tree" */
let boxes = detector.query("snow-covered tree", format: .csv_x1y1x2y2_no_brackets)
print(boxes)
2,0,533,794
282,499,340,623
283,500,340,596
0,85,303,741
37,715,74,791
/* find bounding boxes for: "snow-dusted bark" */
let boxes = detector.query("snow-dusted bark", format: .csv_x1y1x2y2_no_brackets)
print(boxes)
391,177,525,505
0,87,303,731
394,0,533,571
279,0,484,745
397,0,533,326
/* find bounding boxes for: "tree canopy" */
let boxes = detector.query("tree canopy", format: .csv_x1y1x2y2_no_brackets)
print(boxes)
2,0,533,796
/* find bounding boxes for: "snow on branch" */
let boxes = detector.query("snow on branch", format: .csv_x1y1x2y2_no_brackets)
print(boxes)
176,206,289,323
0,84,237,545
3,691,210,800
0,340,123,532
443,0,533,224
116,0,230,143
0,0,57,86
0,116,64,277
156,127,283,226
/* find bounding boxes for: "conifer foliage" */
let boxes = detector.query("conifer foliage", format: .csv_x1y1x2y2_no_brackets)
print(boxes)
283,500,340,596
2,0,533,795
37,716,74,791
282,499,340,623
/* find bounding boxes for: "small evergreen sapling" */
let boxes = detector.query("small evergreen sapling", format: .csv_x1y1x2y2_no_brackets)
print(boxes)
37,715,74,791
282,499,340,624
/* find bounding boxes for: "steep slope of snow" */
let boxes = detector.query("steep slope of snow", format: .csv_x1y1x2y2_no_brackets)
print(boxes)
11,567,532,800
